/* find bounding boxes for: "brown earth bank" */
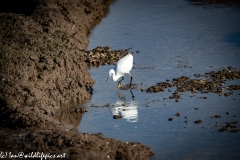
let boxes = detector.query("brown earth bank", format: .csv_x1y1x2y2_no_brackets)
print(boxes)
0,0,154,159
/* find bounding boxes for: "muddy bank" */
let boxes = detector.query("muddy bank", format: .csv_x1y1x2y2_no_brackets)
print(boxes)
0,0,153,159
0,125,153,160
0,0,106,128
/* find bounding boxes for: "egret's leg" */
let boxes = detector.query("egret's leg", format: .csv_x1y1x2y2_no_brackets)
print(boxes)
129,73,134,98
117,76,124,88
130,89,134,99
129,75,133,89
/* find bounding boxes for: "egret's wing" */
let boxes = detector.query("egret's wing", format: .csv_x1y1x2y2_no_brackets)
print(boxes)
115,54,133,76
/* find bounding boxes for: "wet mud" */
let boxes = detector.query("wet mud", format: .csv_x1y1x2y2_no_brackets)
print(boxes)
0,0,154,159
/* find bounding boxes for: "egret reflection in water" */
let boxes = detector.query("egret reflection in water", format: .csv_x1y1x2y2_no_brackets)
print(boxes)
112,101,138,123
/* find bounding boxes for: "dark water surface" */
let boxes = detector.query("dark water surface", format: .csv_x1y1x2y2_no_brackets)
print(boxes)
78,0,240,159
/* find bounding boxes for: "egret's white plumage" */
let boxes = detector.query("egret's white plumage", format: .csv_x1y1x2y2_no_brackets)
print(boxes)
106,53,133,88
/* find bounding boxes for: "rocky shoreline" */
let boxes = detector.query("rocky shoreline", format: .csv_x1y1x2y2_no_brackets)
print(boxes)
145,67,240,101
0,0,154,159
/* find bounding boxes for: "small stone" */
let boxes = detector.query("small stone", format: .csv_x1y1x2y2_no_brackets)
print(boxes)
194,120,202,124
175,112,180,117
211,115,222,118
29,55,38,61
113,115,123,119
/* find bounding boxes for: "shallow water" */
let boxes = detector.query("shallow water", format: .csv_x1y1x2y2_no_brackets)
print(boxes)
78,0,240,159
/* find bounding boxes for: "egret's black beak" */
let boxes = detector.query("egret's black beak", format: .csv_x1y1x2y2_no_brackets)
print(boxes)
106,73,112,81
106,75,109,81
106,74,109,81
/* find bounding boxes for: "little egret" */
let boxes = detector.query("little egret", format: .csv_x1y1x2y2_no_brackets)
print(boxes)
106,53,133,89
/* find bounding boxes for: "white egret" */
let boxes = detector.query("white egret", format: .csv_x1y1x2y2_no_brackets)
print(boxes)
106,53,133,89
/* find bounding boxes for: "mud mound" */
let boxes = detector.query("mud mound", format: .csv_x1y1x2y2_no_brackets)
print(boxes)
23,128,153,160
0,0,113,128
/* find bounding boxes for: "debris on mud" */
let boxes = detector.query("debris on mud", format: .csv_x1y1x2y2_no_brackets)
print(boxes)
84,46,129,66
146,67,240,101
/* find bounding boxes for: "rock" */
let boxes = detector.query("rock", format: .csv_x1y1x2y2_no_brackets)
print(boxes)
29,55,38,61
211,115,222,118
175,112,180,117
194,120,202,124
113,115,123,119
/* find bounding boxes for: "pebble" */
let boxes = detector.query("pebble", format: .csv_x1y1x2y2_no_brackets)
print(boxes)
194,120,202,124
113,115,123,119
175,112,180,117
211,115,222,118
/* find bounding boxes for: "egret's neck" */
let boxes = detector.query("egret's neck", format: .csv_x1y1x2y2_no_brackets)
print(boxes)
112,70,121,81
